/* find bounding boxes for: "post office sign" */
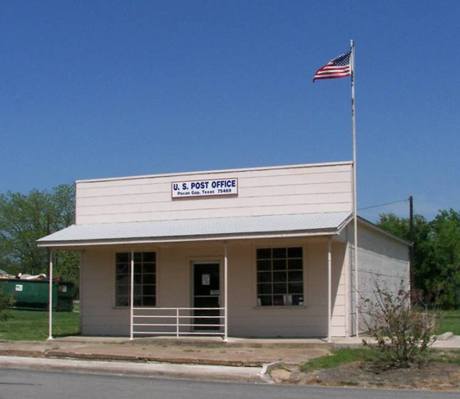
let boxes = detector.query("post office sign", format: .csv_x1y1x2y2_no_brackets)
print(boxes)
171,178,238,199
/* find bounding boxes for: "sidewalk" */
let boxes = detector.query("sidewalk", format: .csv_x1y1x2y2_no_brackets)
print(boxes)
0,337,331,367
1,334,458,368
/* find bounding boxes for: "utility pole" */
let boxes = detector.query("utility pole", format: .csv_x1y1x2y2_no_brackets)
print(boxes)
409,195,415,301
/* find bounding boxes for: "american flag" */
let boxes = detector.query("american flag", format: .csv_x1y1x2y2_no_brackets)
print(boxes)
313,51,352,82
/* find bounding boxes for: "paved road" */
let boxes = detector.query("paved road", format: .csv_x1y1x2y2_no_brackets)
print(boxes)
0,369,458,399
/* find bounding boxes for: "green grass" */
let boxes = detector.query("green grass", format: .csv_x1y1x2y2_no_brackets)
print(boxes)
301,348,377,372
0,309,80,341
299,311,460,373
301,347,460,373
438,310,460,335
432,350,460,365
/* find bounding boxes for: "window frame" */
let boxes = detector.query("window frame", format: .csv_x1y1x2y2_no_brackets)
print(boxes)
255,246,304,307
114,251,157,308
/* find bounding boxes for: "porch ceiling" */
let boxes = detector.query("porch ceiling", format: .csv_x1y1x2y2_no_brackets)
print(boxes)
37,212,352,248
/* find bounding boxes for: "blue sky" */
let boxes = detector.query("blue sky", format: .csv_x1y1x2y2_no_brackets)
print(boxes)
0,1,458,220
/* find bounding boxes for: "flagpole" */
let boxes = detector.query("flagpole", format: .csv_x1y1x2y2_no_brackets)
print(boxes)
350,39,359,337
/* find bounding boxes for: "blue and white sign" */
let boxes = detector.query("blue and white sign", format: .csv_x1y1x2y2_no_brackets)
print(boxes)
171,178,238,199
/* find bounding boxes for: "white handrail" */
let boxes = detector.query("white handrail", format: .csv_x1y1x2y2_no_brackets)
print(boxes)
133,307,225,310
133,315,224,319
131,307,225,338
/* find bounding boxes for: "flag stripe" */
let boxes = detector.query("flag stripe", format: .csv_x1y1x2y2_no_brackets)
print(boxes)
316,68,350,73
313,50,351,82
313,74,350,80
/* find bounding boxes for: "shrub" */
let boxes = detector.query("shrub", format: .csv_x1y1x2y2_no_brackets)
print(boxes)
0,289,13,321
361,281,437,368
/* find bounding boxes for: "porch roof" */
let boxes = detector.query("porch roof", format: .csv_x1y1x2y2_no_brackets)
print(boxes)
37,211,351,248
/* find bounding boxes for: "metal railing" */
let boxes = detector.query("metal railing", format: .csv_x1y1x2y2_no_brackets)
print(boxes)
131,307,225,338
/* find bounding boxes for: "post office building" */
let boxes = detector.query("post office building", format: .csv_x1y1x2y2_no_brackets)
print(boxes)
38,161,410,340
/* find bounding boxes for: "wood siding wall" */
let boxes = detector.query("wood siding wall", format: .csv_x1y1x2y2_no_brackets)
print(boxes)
80,238,347,338
76,163,353,224
348,224,410,334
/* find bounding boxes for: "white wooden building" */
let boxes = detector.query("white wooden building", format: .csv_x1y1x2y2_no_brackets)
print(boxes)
38,161,410,340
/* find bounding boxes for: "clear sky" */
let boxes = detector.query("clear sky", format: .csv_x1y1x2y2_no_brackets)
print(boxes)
0,1,459,220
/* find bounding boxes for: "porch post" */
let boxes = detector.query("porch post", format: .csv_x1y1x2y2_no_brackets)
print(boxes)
223,243,228,342
129,250,134,340
48,250,53,340
327,238,332,343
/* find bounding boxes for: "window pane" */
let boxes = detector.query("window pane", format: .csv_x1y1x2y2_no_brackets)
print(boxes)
258,296,272,306
116,296,129,307
288,282,303,294
273,272,287,282
143,285,155,296
288,271,303,282
117,285,129,296
273,248,286,259
143,274,156,284
287,258,303,270
257,272,271,283
134,284,142,295
255,247,304,307
116,274,129,284
257,248,271,259
142,264,155,275
143,296,156,306
273,283,287,294
116,252,157,308
257,260,271,271
273,295,285,306
116,253,130,263
143,252,156,262
257,283,272,295
116,264,129,274
288,247,302,258
273,259,286,270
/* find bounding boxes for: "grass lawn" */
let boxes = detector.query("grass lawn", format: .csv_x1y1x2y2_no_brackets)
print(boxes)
301,347,460,373
301,348,376,372
438,310,460,335
0,309,80,341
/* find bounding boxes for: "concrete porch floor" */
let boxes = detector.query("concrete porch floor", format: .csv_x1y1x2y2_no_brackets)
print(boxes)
55,335,330,345
55,334,384,347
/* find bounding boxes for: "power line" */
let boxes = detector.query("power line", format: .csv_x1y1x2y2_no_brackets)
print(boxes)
358,198,409,211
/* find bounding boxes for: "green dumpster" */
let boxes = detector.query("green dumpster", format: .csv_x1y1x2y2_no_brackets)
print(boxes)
0,279,75,311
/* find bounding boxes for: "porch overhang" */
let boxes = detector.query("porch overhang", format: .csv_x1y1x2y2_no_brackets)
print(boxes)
37,212,352,248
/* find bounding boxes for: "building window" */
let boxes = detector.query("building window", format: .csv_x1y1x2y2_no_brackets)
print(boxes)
256,247,303,306
115,252,156,307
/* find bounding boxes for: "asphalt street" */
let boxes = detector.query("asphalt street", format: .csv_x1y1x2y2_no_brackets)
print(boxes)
0,368,459,399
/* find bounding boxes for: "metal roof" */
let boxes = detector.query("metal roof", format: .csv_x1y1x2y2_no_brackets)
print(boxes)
37,212,351,247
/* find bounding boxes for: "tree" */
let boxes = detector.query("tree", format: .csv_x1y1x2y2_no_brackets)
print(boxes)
0,185,79,287
377,210,460,308
427,210,460,308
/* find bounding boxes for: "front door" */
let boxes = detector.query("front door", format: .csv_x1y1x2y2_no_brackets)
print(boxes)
193,263,220,331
